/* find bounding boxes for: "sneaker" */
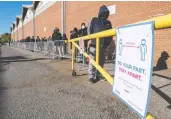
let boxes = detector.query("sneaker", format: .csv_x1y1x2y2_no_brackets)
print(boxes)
96,76,106,81
96,76,101,81
89,78,95,84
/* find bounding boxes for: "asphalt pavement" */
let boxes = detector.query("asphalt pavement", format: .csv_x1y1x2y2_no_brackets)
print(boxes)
0,46,140,119
0,46,171,119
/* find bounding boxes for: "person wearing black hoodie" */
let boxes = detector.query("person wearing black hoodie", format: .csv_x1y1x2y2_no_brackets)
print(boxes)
52,27,62,59
70,27,79,57
31,36,35,42
87,5,110,83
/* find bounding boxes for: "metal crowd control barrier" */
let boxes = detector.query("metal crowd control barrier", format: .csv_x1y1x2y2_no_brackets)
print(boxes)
11,41,71,60
42,40,71,59
34,41,45,52
43,41,55,59
53,40,71,59
66,13,171,119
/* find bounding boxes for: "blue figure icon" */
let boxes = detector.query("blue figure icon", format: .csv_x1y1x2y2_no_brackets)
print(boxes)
119,39,123,56
140,39,147,61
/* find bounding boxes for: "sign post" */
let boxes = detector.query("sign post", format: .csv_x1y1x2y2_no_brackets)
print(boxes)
79,38,84,54
79,38,85,67
113,22,154,119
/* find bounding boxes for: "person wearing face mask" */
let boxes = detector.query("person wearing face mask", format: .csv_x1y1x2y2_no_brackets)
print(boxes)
79,23,88,48
78,23,89,63
87,5,112,83
70,27,79,59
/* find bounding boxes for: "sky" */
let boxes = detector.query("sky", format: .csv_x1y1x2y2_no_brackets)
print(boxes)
0,1,32,35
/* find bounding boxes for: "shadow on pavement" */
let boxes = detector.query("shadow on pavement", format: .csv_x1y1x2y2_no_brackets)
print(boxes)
0,56,51,64
0,46,7,117
151,84,171,109
152,73,171,80
153,51,170,71
0,56,27,60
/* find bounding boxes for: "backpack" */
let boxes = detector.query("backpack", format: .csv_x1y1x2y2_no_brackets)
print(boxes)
102,20,113,48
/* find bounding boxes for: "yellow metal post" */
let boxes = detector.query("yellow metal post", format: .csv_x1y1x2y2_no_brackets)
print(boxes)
71,34,154,119
72,43,75,71
96,38,100,65
72,41,113,85
146,114,154,119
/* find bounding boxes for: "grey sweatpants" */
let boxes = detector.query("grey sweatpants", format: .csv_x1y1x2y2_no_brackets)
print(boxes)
88,46,106,79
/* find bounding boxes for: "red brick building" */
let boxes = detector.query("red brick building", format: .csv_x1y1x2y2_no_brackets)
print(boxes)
11,1,171,67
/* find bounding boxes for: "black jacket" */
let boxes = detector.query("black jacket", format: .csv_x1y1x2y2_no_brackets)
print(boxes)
70,31,78,39
52,29,62,41
31,38,35,42
87,5,112,48
26,36,31,42
79,27,88,47
79,27,87,37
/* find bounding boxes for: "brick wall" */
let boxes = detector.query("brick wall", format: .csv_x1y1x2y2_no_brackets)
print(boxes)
111,1,171,67
18,27,22,40
13,32,15,41
35,2,61,39
65,1,114,37
17,1,171,67
65,1,171,68
23,20,33,39
14,30,17,41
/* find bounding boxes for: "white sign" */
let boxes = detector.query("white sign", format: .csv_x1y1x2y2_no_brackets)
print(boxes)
107,5,116,15
79,38,85,54
113,22,154,119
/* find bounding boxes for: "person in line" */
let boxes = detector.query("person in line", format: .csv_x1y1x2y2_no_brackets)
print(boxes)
102,18,113,62
36,36,41,50
78,23,88,63
30,36,35,51
36,36,41,42
79,23,88,50
25,36,30,42
70,27,79,59
41,37,44,42
39,37,44,51
52,27,62,59
44,37,47,42
87,5,112,83
31,36,35,42
47,36,53,53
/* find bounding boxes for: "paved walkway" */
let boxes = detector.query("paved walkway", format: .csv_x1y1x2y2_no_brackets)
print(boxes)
0,46,171,119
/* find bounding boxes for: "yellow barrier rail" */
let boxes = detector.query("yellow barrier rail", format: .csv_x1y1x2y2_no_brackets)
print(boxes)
66,13,171,119
66,13,171,43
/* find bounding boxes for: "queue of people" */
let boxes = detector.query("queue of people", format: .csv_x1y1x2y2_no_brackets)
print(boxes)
13,5,115,84
18,27,68,59
68,5,114,83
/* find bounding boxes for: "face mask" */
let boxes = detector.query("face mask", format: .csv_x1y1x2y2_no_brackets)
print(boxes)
82,26,85,29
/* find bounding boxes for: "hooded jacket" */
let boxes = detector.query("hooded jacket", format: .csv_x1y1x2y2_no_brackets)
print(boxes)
87,5,112,48
70,28,79,39
52,29,62,41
